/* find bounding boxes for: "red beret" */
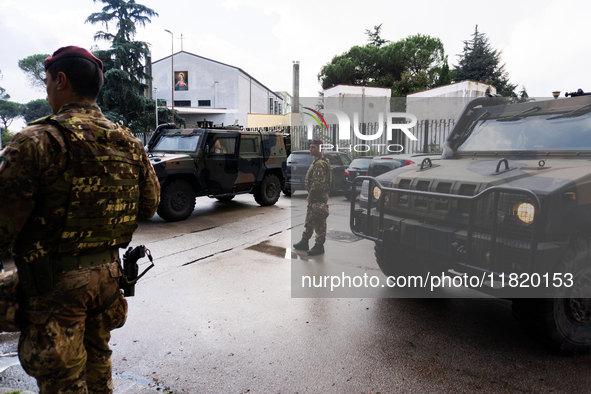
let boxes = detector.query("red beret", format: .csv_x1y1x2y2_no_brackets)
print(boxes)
45,46,103,71
310,139,324,146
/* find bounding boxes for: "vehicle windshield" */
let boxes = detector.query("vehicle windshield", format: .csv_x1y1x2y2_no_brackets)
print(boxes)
458,112,591,151
348,158,373,169
288,153,314,165
152,134,201,152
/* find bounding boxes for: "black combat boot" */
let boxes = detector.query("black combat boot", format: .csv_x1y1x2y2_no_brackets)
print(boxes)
293,238,309,251
307,243,325,256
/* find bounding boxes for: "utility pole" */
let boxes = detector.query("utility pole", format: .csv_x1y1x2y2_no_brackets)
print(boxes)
165,29,175,123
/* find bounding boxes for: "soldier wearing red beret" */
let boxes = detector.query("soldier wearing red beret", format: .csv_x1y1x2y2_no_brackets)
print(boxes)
0,46,160,393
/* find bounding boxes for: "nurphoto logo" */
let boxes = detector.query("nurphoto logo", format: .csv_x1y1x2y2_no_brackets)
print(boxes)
302,108,418,153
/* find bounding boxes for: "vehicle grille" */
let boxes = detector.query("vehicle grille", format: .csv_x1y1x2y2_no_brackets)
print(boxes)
351,177,540,275
468,190,538,274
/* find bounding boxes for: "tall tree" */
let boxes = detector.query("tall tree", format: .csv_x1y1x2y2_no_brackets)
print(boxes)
86,0,158,130
318,32,445,96
0,101,22,130
392,70,430,97
22,99,52,123
365,24,389,48
434,57,453,87
400,34,445,82
0,70,9,101
18,54,50,92
454,25,517,96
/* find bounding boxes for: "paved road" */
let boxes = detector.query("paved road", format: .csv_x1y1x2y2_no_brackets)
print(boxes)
1,192,590,393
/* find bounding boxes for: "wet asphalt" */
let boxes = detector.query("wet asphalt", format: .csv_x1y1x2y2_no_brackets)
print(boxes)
1,192,590,393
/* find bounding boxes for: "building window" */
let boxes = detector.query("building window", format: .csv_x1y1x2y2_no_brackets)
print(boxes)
174,100,191,107
198,100,211,107
269,98,273,114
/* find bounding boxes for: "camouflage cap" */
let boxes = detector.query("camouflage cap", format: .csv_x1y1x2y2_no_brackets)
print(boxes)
45,46,103,72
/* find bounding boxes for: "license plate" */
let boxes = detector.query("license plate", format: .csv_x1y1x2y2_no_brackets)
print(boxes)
292,178,301,183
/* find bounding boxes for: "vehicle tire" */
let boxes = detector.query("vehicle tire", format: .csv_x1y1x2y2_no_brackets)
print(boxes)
512,236,591,354
216,195,235,202
157,179,196,222
254,174,281,206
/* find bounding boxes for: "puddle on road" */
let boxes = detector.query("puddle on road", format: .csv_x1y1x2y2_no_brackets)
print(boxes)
114,372,151,387
326,231,363,243
246,240,286,258
0,353,20,372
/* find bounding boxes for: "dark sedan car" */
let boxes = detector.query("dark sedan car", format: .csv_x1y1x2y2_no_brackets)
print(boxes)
343,156,374,200
285,150,351,195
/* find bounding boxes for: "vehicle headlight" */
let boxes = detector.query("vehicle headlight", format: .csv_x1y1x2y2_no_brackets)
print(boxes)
515,202,535,224
373,186,382,200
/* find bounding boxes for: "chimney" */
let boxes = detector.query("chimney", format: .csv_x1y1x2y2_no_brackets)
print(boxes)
292,61,300,113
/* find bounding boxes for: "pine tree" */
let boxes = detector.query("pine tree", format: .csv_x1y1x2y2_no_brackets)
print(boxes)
86,0,158,129
454,25,517,97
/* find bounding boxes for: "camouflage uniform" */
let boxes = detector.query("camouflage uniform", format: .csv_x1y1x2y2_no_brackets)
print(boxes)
0,102,160,394
301,154,331,245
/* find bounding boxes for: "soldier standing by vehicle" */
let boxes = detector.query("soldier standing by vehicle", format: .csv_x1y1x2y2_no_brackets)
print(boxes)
293,139,331,256
0,46,160,393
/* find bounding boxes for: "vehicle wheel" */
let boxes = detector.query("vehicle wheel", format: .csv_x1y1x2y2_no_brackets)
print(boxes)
512,236,591,354
216,195,235,202
157,179,196,222
254,174,281,206
283,188,292,197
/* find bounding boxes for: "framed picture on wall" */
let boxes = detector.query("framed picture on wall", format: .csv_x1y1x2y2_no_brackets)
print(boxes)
175,71,188,91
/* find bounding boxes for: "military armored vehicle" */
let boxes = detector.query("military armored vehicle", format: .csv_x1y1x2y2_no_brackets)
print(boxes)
147,124,287,222
351,93,591,354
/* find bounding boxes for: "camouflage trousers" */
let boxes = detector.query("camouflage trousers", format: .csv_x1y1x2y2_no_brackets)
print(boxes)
302,202,329,245
18,261,127,394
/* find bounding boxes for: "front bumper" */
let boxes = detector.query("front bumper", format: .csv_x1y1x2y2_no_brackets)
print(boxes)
350,176,563,278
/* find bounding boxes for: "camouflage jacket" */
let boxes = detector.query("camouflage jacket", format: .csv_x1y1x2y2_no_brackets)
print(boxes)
0,102,160,260
305,154,331,203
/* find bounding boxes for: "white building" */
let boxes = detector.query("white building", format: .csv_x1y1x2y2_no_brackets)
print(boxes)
274,91,293,114
322,85,392,125
151,51,285,128
406,80,497,122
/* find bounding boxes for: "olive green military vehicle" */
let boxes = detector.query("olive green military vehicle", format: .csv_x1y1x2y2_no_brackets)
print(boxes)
147,124,287,222
351,93,591,354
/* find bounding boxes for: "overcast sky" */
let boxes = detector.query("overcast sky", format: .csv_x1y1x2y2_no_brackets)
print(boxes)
1,0,589,131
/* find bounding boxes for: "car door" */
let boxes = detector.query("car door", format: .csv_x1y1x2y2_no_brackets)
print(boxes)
235,133,261,192
202,133,239,193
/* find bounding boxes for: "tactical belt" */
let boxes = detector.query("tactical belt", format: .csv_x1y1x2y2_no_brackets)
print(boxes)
18,249,120,297
52,248,120,276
